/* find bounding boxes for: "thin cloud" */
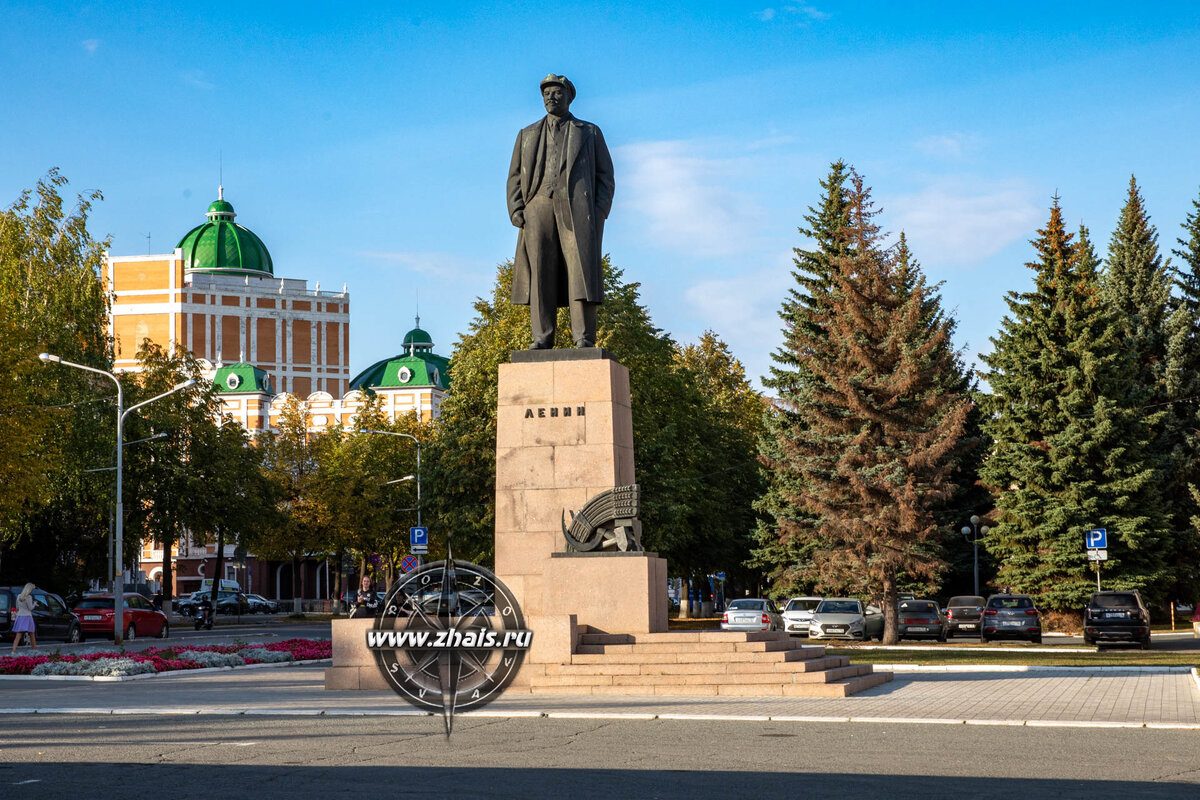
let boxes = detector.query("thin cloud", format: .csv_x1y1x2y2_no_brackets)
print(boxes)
786,4,831,21
887,179,1042,266
616,140,764,258
357,250,491,282
81,39,101,54
683,252,796,386
914,133,982,160
181,70,215,90
759,4,830,23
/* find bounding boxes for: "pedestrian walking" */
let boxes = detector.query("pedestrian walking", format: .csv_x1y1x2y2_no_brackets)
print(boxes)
10,583,38,653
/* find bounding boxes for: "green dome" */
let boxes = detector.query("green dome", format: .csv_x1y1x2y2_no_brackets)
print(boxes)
402,324,434,350
177,189,274,276
349,352,450,392
212,363,273,394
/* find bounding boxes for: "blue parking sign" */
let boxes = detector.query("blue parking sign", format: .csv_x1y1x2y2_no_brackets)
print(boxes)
410,526,428,546
1085,528,1107,549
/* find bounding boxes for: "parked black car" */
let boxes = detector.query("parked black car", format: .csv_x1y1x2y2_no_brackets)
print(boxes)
176,590,249,616
981,593,1042,644
944,595,985,637
1,585,84,644
1083,590,1151,649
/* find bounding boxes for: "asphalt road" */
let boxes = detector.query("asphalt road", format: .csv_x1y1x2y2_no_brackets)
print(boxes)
1,715,1197,799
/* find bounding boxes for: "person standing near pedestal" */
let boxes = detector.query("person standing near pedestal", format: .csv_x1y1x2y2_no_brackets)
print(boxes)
507,74,615,349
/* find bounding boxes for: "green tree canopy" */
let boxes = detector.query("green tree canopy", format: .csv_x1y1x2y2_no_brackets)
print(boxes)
981,199,1169,612
760,172,971,642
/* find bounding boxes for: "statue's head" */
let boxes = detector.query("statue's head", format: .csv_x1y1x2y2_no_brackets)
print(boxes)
540,74,575,117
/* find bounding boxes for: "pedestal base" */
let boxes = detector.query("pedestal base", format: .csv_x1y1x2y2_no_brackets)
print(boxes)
544,551,668,634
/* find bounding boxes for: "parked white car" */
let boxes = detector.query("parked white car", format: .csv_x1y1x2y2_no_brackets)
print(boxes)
807,598,884,641
782,596,822,636
721,598,784,632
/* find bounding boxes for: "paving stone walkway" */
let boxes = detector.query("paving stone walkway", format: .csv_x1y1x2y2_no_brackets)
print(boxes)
2,664,1198,727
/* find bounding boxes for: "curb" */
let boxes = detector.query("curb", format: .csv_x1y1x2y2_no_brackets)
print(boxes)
0,658,330,682
5,706,1199,730
874,664,1194,674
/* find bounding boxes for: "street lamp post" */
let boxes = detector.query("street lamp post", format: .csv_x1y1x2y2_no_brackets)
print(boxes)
39,353,194,644
960,515,990,597
363,430,421,527
364,430,422,582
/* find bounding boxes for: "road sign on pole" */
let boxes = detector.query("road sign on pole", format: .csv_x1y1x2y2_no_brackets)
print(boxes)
401,554,419,573
1086,549,1108,561
1085,528,1107,549
410,526,429,555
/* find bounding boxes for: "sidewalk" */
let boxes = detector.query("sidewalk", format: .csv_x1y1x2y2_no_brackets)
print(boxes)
2,663,1198,728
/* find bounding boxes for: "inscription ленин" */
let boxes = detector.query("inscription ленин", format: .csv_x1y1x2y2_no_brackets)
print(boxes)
525,406,586,419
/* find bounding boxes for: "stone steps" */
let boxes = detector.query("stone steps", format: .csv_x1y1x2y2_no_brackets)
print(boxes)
521,628,892,698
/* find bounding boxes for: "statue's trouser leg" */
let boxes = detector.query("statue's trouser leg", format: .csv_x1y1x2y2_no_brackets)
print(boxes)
570,301,598,347
524,195,561,348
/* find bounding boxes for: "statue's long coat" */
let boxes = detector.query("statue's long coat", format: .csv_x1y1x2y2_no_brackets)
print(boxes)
507,116,615,306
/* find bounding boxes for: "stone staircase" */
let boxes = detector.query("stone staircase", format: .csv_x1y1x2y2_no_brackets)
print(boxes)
517,628,893,697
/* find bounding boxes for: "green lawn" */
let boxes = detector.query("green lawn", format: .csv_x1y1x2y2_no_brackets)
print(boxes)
827,646,1199,668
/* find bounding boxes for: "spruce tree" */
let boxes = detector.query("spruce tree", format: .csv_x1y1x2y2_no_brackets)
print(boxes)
751,161,851,595
981,200,1169,613
769,173,971,642
896,233,990,595
1102,177,1189,609
1165,186,1200,604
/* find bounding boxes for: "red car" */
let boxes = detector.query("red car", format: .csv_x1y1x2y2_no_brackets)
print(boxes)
72,593,170,640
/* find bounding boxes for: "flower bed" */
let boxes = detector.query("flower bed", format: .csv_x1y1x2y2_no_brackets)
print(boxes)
0,638,331,677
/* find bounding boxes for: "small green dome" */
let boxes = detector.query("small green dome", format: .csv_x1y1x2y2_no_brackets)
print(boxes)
207,199,235,216
402,324,434,350
349,319,450,391
177,188,273,276
212,363,273,394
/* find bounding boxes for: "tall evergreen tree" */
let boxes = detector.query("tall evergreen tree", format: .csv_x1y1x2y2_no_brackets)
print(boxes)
895,233,990,595
981,200,1169,612
751,161,851,595
767,173,971,642
1102,176,1170,401
1165,185,1200,604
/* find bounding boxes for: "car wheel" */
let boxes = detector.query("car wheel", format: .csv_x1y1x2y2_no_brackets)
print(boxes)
1083,636,1094,646
67,624,83,644
980,636,989,644
937,632,947,643
1031,635,1042,644
1140,636,1151,650
125,623,136,641
158,621,170,639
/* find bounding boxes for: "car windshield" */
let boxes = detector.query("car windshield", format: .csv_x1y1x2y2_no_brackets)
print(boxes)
899,601,937,613
728,599,765,610
988,596,1033,609
75,599,112,609
785,599,821,612
816,600,859,614
948,596,984,607
1093,594,1138,609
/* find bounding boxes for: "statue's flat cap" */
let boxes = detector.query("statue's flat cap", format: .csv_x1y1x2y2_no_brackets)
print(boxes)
540,74,576,102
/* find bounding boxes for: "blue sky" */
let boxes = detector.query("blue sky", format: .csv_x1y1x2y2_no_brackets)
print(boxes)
4,2,1200,390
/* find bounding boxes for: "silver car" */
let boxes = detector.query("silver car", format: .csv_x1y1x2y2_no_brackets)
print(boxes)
782,596,822,636
808,598,884,641
721,598,784,632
